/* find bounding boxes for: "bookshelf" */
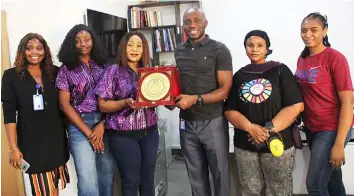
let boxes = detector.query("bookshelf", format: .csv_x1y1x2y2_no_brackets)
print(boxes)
129,24,176,31
127,0,201,66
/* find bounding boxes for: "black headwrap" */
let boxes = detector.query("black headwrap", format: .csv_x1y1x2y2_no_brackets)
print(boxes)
244,30,273,56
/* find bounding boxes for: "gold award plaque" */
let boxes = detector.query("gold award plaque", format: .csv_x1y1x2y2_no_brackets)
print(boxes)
141,72,170,101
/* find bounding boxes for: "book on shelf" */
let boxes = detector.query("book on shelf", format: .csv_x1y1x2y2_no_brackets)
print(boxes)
128,7,162,28
154,27,177,52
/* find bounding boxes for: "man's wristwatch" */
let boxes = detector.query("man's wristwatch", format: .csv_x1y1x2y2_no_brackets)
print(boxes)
196,95,203,106
265,121,274,133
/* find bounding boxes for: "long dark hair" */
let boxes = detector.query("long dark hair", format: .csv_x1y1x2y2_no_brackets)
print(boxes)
14,33,56,80
57,24,107,69
300,12,331,58
116,31,151,68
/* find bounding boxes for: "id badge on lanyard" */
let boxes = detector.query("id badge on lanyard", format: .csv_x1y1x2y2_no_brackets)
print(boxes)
33,84,44,111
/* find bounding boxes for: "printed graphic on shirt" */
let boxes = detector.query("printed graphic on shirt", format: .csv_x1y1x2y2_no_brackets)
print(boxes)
295,65,321,84
239,78,272,104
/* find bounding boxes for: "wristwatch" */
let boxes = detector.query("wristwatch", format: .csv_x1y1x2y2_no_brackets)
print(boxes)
265,121,274,133
196,95,203,106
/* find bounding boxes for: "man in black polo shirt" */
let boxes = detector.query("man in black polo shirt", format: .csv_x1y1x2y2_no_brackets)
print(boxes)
174,8,233,196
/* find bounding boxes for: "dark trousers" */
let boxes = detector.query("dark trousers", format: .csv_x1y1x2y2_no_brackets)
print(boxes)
180,116,230,196
109,129,159,196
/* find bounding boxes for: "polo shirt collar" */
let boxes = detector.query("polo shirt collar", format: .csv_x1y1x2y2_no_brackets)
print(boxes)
185,34,211,47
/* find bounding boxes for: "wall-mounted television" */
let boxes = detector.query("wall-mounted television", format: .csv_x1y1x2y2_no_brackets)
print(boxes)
86,9,128,63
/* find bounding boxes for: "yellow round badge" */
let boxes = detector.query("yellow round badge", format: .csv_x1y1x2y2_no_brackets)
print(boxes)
269,138,284,157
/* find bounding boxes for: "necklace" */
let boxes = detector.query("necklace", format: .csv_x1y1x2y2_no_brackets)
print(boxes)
28,70,43,91
28,70,41,76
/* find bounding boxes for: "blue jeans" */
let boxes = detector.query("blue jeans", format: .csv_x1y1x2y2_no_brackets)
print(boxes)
109,128,159,196
68,112,116,196
306,128,353,196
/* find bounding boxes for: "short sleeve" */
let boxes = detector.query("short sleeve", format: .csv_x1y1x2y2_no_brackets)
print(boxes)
95,65,118,100
55,65,70,91
330,53,353,92
216,43,233,71
1,70,18,124
224,72,241,111
279,64,303,107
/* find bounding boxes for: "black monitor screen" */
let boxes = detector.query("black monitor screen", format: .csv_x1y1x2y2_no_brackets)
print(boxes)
86,9,127,62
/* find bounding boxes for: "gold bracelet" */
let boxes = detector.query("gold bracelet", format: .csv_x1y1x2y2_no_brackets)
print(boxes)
245,123,252,132
8,148,17,153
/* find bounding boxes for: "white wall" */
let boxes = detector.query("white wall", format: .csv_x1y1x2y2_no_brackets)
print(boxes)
2,0,135,195
202,0,354,75
2,0,136,66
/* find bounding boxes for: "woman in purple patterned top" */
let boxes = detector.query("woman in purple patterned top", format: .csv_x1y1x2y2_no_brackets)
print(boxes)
55,24,115,196
95,32,158,196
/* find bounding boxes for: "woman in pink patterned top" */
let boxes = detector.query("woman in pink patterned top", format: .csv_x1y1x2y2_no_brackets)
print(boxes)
95,31,158,196
55,24,115,196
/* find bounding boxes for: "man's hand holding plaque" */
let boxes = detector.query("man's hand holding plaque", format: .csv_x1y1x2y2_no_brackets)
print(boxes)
175,94,198,110
135,66,181,107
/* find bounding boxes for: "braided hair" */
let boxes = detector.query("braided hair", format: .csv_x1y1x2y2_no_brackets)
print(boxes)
300,12,331,58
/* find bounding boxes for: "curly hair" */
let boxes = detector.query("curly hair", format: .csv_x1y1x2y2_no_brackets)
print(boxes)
57,24,107,69
116,31,151,68
14,33,56,80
